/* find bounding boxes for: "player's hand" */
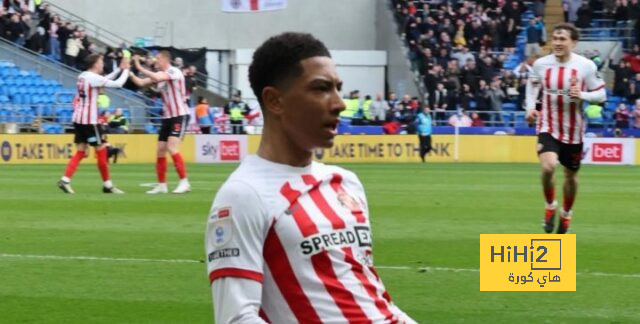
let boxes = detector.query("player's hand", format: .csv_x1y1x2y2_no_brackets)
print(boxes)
526,110,539,124
120,57,131,70
569,83,581,99
132,55,142,69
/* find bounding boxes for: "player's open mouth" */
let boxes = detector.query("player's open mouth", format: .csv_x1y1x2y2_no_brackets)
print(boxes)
324,120,339,136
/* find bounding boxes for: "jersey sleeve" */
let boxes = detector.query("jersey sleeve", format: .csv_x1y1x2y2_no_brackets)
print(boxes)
584,60,605,91
86,70,129,88
159,67,181,81
206,180,269,284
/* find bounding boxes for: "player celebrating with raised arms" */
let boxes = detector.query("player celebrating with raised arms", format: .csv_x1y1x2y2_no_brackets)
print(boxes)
58,53,130,194
205,32,416,323
128,51,191,194
525,24,606,234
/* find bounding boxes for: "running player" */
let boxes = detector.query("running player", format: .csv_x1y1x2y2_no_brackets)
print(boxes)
57,53,130,194
205,33,416,323
129,51,191,194
525,23,606,234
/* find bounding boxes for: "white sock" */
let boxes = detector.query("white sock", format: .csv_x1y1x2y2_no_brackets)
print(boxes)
103,180,113,188
179,178,189,185
545,200,557,209
61,176,71,183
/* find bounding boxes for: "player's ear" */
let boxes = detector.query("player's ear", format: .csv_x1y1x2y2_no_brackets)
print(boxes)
262,86,284,116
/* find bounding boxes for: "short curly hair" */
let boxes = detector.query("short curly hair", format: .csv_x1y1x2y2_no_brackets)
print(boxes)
248,32,331,106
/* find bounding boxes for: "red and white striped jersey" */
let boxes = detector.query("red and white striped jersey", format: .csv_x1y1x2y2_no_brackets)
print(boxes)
72,70,128,125
157,66,188,118
531,53,606,144
206,155,410,323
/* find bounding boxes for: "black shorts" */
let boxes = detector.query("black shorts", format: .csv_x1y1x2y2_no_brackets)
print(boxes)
74,123,105,146
537,133,583,171
158,115,188,142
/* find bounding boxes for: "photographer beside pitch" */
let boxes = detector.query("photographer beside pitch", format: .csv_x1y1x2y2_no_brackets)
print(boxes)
525,23,606,234
205,32,416,323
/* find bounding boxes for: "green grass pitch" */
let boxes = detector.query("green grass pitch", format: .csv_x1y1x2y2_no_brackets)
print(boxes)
0,163,638,323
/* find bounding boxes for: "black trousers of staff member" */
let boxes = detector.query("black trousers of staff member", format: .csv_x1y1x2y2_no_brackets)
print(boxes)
418,134,433,162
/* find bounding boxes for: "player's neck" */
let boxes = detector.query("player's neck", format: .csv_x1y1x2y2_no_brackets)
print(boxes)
257,124,312,168
555,52,572,64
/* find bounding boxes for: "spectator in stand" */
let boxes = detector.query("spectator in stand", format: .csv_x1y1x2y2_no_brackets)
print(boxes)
103,47,119,74
64,30,83,68
459,83,475,111
431,82,448,125
623,49,640,73
564,0,582,23
444,59,461,93
0,7,6,37
48,15,61,60
424,63,441,102
626,78,640,102
610,58,634,96
452,45,474,68
387,91,399,111
448,109,472,127
460,58,480,92
57,21,73,59
632,99,640,128
576,1,592,28
107,108,129,134
488,80,506,126
369,93,389,125
5,13,23,44
195,97,213,134
475,79,491,121
174,57,184,69
525,16,544,57
614,103,630,128
26,26,47,53
471,112,485,127
615,0,630,21
183,65,197,106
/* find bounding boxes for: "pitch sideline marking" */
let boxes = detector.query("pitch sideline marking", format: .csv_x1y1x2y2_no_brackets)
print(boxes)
1,253,639,279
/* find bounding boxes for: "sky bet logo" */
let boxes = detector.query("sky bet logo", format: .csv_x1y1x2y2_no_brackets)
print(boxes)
480,234,575,291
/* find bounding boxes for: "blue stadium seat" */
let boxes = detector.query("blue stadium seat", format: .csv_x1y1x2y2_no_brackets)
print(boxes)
0,108,9,122
0,95,9,104
514,114,527,128
145,123,158,134
502,102,517,111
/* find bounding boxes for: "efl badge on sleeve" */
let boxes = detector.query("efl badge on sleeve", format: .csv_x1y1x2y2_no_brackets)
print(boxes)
208,207,233,247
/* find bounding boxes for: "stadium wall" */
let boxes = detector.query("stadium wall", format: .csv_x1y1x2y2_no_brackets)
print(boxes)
1,135,638,165
47,0,378,50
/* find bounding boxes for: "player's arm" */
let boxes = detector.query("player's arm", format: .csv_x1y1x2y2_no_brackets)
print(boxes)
133,55,171,83
97,58,130,88
571,61,606,103
213,278,267,324
128,72,154,88
206,180,269,324
525,62,542,122
104,68,121,80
